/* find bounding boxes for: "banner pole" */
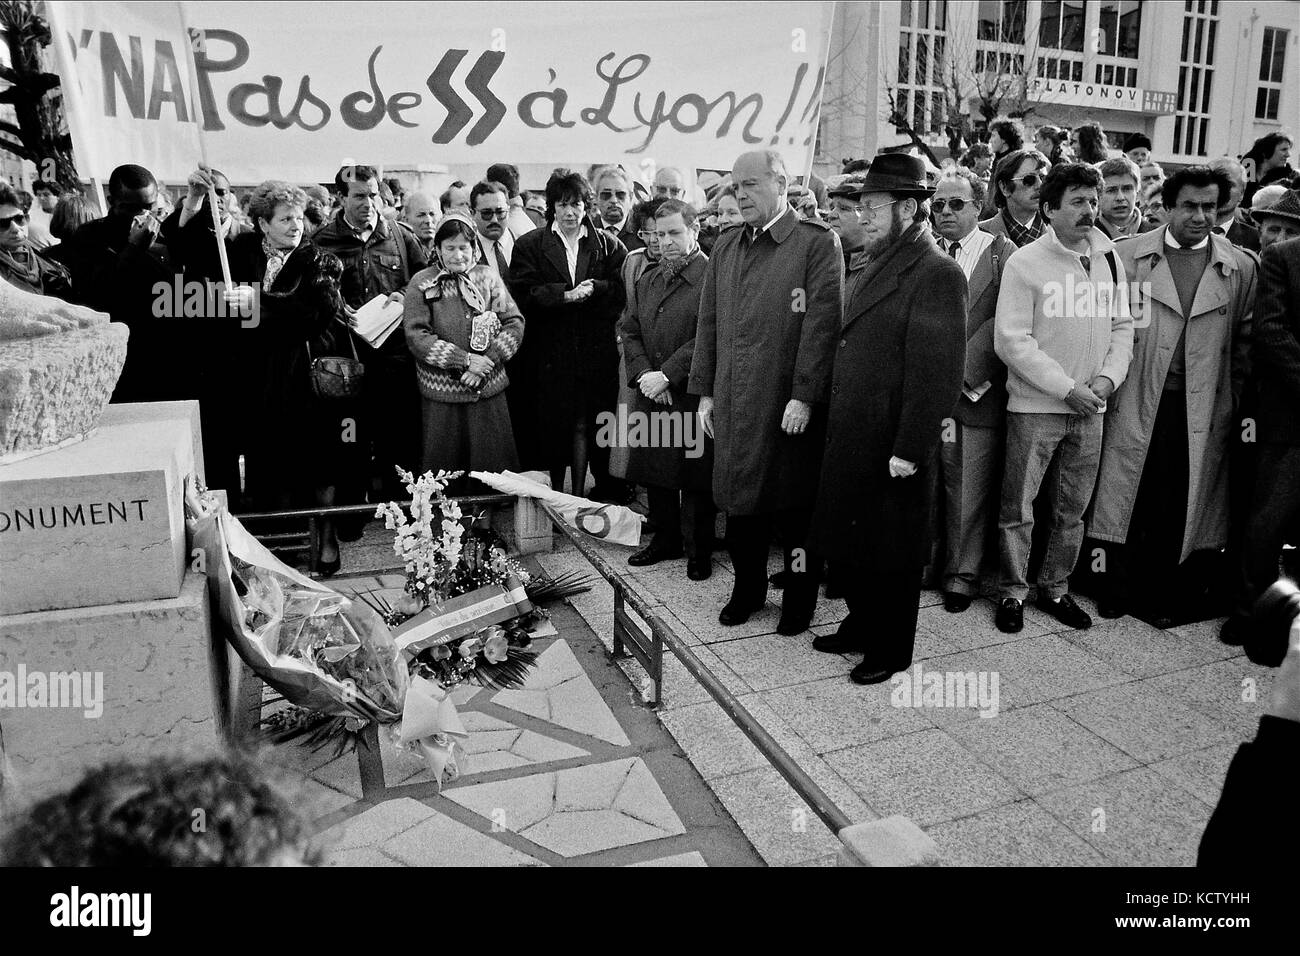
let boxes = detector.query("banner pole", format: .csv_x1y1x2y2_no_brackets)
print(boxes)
804,0,837,186
176,0,233,290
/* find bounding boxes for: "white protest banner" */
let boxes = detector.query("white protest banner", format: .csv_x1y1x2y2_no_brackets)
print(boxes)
48,0,834,183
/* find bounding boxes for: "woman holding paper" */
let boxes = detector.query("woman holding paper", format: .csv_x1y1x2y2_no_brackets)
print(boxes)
403,212,525,491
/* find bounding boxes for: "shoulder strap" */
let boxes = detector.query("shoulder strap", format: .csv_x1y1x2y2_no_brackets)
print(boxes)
1105,250,1118,284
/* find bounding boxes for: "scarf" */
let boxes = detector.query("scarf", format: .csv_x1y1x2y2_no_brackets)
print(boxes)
1002,209,1044,247
0,244,42,287
657,248,700,284
262,238,294,288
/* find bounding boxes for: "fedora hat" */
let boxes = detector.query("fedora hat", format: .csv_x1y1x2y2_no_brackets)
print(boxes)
840,153,935,199
1251,188,1300,226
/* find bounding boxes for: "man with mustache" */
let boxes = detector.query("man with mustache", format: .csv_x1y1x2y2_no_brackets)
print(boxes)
1088,166,1257,626
993,163,1134,634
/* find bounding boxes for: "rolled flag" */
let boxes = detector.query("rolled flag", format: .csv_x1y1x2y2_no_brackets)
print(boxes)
470,469,644,547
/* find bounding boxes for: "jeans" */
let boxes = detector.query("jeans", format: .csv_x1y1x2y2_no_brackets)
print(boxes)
998,411,1103,601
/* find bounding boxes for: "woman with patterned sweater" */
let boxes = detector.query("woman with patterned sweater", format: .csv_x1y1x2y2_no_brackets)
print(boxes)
402,212,525,491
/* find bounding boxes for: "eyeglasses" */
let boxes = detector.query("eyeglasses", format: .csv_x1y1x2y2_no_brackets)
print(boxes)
931,198,970,212
0,213,27,229
1011,173,1042,188
636,230,657,239
858,199,898,217
477,208,508,220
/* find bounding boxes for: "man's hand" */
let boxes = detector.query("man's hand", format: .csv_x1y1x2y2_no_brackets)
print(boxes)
653,388,673,406
698,396,714,439
465,353,494,377
888,457,918,478
127,212,160,249
1087,375,1116,404
565,280,594,303
185,164,216,204
1064,382,1105,415
639,370,670,400
781,399,812,435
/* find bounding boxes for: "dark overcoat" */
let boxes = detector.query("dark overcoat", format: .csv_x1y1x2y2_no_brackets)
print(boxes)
619,251,713,491
687,209,842,515
1253,236,1300,445
809,223,968,570
508,224,628,466
953,230,1015,428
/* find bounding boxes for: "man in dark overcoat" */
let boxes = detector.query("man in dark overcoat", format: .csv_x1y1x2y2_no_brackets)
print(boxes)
808,154,968,685
688,150,842,635
619,199,715,580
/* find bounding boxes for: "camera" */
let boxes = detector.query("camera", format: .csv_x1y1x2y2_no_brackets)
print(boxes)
1247,577,1300,667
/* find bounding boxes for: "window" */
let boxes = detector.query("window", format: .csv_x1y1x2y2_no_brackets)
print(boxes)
1174,2,1218,156
978,1,1026,43
1040,0,1086,52
1256,27,1289,121
897,1,949,135
1096,1,1143,58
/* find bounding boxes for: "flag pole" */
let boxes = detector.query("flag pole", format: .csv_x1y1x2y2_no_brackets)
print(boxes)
176,0,233,290
45,1,108,214
804,0,837,186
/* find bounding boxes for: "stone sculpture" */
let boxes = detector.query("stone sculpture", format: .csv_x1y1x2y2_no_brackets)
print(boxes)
0,278,129,462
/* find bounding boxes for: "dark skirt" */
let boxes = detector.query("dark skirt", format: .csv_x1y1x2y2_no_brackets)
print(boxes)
421,393,519,490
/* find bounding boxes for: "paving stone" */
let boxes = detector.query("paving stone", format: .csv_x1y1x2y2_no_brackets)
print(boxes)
446,757,685,858
631,641,753,709
1051,681,1240,763
382,811,547,866
758,676,933,753
707,766,850,866
658,695,813,780
795,854,841,866
308,752,365,800
891,649,1039,725
1148,742,1239,809
492,640,631,746
320,797,436,851
325,846,406,867
927,799,1105,866
1140,659,1273,740
1033,767,1214,866
917,600,1049,652
955,634,1131,706
457,711,589,772
628,851,708,866
710,633,860,692
295,777,360,820
946,703,1140,795
1057,614,1240,679
664,574,783,642
824,728,1023,827
807,622,958,663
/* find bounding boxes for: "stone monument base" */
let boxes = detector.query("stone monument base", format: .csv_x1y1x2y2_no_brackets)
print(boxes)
0,567,238,808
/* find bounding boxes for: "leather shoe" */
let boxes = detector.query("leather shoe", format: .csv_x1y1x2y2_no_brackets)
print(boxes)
943,591,973,613
1219,616,1249,646
1096,597,1127,619
850,661,899,685
769,570,790,589
823,573,846,601
995,597,1024,633
812,629,865,654
628,541,684,567
776,606,814,636
719,596,764,626
687,557,711,581
1035,593,1092,630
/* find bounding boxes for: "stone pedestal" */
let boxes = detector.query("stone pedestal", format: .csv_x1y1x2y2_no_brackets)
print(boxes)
99,400,206,485
0,402,197,615
492,498,554,555
0,568,227,806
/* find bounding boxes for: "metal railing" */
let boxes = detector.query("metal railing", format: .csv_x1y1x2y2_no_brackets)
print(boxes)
539,501,853,835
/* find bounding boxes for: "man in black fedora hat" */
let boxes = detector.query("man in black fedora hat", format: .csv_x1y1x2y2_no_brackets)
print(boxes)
807,153,968,684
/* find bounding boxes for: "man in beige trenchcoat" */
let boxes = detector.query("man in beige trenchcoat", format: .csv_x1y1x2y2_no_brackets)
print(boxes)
1087,166,1257,625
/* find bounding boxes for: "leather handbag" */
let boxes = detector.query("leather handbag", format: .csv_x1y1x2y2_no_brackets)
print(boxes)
307,322,365,400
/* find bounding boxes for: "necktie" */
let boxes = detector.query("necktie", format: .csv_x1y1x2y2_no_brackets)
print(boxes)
493,240,509,277
948,240,961,259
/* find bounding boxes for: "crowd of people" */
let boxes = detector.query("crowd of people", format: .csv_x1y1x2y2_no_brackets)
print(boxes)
2,120,1296,686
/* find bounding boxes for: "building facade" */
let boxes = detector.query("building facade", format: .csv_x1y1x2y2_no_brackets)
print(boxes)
816,0,1299,176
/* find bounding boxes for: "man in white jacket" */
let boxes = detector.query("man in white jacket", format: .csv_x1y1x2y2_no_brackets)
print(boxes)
993,163,1135,634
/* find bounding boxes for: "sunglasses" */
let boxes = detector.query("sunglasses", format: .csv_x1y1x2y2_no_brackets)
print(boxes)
477,208,508,220
931,198,971,212
1011,173,1042,188
0,212,27,229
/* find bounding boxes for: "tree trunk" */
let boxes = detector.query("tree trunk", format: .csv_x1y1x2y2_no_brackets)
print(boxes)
0,0,81,192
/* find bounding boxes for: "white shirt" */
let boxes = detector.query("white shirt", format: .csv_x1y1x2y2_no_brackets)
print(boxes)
1163,228,1209,251
551,220,588,284
941,227,994,281
477,228,515,278
745,202,791,244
